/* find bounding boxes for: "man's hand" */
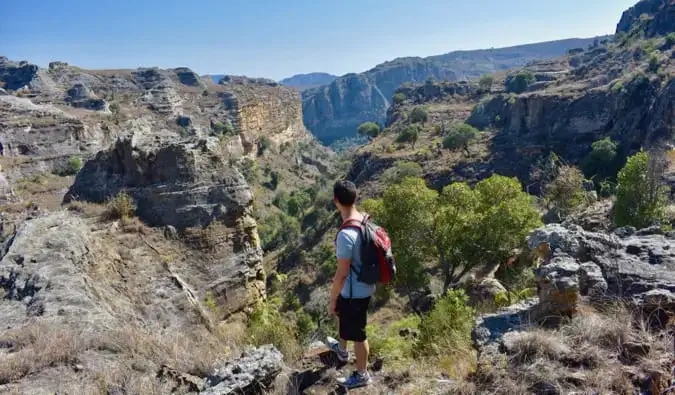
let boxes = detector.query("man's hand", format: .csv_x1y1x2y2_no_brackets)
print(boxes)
329,299,337,316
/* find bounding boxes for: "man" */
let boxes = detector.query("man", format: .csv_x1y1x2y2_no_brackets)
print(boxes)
329,180,375,389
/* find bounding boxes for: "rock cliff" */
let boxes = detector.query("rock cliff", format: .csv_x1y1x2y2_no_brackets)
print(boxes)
617,0,675,37
0,58,310,182
302,37,610,145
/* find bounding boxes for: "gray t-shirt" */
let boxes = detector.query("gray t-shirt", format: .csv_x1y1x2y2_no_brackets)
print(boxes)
336,228,376,299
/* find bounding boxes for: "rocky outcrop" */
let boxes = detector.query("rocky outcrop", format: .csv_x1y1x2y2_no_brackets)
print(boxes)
65,83,108,111
528,223,675,321
201,345,283,395
466,73,675,185
221,78,308,150
617,0,675,37
302,37,609,144
0,212,111,327
0,57,39,91
64,136,254,230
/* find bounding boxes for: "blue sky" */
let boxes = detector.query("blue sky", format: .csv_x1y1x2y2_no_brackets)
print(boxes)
2,0,637,80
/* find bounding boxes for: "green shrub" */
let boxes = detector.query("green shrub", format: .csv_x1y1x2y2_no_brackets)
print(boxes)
507,94,517,105
213,121,234,136
64,156,83,175
258,137,272,154
247,298,301,360
442,123,479,155
287,191,311,217
665,33,675,49
239,158,259,184
478,74,494,92
204,291,220,315
269,171,281,190
393,92,406,104
357,122,380,138
397,125,421,146
410,107,429,124
417,290,474,357
368,315,421,364
613,150,670,228
648,52,661,73
505,71,536,93
611,81,625,93
258,211,301,251
380,161,423,185
543,165,588,216
102,192,135,221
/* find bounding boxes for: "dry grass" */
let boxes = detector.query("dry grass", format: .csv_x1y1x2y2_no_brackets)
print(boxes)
472,302,672,393
0,323,86,385
65,200,107,218
101,192,136,221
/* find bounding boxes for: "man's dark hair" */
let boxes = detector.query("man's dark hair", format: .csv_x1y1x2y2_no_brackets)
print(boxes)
334,180,357,206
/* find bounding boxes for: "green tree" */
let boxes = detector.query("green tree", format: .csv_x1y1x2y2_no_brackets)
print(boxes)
287,191,311,217
613,150,670,228
583,137,620,179
363,175,541,292
393,92,406,104
269,171,281,190
213,121,234,136
443,123,479,156
258,137,272,155
397,125,421,148
357,122,381,138
478,75,494,93
648,52,661,73
410,107,429,124
505,71,536,93
543,165,587,218
380,161,423,185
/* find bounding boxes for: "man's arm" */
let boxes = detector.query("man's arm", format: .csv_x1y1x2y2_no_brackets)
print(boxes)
330,231,354,315
329,257,350,315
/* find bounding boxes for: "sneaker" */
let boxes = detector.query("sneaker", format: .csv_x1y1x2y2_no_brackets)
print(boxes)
327,337,349,362
338,371,372,389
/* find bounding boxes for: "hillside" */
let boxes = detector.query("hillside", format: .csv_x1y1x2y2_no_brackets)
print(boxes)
302,36,612,145
279,72,337,91
0,57,336,394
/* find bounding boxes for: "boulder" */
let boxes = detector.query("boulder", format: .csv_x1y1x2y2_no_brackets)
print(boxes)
65,83,108,111
0,58,39,90
578,262,608,297
201,345,283,395
174,67,204,87
466,277,507,306
535,253,581,319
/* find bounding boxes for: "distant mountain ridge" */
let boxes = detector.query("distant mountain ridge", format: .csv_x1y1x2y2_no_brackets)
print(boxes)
279,72,337,91
204,72,337,90
302,36,612,145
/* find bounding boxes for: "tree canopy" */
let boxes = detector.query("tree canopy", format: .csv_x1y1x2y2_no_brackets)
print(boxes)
362,175,542,292
357,122,381,138
613,150,670,228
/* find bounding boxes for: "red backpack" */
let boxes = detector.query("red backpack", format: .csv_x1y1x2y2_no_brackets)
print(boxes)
338,215,396,285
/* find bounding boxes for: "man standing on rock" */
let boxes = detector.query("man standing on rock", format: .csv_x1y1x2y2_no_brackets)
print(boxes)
329,180,375,389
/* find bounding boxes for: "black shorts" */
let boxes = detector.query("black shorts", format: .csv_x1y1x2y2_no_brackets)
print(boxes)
336,295,371,342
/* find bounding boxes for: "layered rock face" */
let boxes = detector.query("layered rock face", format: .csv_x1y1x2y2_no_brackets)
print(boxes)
302,37,609,144
220,77,307,151
617,0,675,37
0,58,310,181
